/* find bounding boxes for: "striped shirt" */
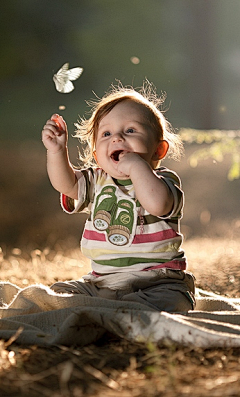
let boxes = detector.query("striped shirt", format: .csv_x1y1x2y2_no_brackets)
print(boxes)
61,167,187,274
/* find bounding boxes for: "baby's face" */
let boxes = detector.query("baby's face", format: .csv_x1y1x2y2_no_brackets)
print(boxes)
94,100,160,179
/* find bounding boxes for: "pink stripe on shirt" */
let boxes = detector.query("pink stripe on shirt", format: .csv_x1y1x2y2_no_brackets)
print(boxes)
132,229,178,244
83,229,106,241
83,228,178,244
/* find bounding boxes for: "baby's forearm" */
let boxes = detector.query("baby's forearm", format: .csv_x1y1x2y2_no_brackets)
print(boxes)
130,162,173,217
47,148,78,199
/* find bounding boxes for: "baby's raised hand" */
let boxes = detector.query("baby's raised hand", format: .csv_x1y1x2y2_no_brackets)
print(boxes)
42,114,68,153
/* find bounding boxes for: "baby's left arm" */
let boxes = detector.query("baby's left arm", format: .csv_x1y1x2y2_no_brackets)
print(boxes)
117,152,174,217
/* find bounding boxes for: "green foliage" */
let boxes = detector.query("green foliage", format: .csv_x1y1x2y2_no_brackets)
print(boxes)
180,129,240,180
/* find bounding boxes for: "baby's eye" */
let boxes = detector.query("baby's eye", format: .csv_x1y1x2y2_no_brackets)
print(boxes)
126,128,135,134
103,131,111,137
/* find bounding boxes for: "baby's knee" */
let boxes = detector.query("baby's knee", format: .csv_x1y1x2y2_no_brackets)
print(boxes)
122,285,194,313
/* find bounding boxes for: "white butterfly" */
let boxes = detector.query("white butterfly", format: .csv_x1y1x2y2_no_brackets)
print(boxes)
53,63,83,93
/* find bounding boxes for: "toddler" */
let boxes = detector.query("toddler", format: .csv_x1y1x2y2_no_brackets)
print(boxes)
42,82,195,312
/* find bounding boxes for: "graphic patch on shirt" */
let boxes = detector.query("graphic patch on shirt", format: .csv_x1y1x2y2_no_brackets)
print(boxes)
93,185,135,246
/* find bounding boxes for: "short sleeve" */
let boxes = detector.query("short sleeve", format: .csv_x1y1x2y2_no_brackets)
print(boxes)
60,168,94,214
155,167,184,219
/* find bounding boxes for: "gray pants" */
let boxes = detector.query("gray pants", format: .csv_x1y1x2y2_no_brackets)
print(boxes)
50,269,195,313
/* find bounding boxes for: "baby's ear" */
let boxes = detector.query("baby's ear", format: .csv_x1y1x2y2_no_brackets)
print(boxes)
93,150,98,163
153,140,169,160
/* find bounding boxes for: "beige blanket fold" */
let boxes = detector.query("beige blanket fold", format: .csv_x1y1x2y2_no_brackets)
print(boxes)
0,282,240,348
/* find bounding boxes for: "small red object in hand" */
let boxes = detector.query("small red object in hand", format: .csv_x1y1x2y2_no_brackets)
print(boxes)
52,114,64,131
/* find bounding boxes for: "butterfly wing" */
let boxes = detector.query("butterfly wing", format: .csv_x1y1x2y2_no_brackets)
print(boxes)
56,63,69,76
53,63,69,93
61,80,75,93
67,67,83,81
53,63,83,93
53,75,65,93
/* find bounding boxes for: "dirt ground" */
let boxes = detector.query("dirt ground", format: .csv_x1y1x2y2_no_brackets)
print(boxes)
0,237,240,397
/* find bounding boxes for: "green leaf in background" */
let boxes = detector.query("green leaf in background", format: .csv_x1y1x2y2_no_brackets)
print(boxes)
228,153,240,181
180,129,240,180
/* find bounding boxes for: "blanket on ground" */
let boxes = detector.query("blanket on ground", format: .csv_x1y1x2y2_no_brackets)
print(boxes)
0,282,240,348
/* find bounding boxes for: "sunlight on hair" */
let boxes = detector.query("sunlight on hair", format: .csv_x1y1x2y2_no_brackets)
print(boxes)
74,80,183,167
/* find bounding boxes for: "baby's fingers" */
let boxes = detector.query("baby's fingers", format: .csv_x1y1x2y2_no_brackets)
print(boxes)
42,126,56,139
42,121,59,138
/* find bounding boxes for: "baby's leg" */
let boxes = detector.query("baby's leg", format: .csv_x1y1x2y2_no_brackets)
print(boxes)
50,279,99,296
122,282,195,312
50,279,119,300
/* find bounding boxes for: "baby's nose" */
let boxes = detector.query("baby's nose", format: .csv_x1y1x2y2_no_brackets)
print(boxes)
112,132,124,142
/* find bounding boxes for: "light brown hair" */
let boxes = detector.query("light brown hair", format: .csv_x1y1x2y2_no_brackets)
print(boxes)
75,81,183,168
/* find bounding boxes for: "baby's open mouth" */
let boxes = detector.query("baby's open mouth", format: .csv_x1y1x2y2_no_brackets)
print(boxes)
110,150,123,162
